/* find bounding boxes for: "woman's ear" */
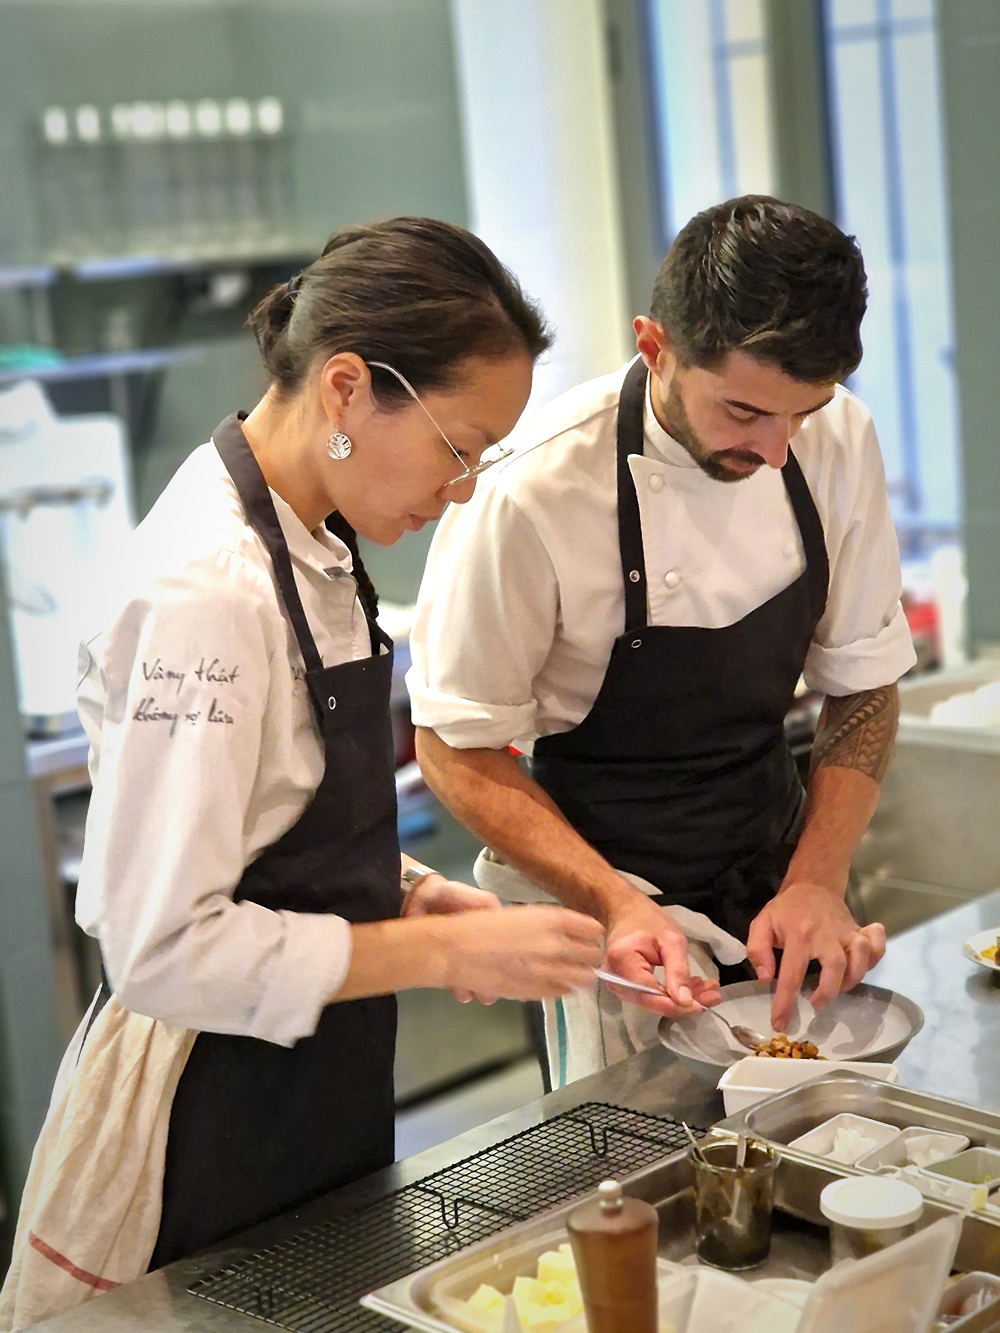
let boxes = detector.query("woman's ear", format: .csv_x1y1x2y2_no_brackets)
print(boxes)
317,352,368,420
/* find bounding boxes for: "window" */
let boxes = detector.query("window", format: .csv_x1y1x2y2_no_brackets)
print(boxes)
643,0,961,554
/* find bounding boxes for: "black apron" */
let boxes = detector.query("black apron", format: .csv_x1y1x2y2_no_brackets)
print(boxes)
147,413,401,1267
531,359,829,945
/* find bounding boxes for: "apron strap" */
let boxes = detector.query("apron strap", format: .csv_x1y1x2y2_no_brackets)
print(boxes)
213,414,326,679
781,447,830,625
616,359,650,633
614,361,829,632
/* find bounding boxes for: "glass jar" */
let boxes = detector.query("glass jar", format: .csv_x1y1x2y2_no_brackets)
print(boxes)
820,1176,924,1264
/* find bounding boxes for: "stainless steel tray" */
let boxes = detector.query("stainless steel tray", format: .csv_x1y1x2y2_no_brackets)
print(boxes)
715,1070,1000,1151
362,1133,998,1332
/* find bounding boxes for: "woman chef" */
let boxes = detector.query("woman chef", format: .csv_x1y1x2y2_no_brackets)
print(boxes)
4,217,604,1305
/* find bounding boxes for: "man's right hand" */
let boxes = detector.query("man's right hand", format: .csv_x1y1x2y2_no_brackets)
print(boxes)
441,904,605,1002
604,894,722,1017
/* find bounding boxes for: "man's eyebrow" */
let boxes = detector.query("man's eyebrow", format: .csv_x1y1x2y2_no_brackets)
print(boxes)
724,395,835,417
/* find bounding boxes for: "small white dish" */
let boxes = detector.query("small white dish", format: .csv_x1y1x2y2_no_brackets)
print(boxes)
963,928,1000,973
788,1112,899,1164
855,1125,969,1172
923,1146,1000,1190
717,1057,899,1115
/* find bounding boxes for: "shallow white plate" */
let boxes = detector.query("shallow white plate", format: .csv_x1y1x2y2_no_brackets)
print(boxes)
963,928,1000,972
658,979,923,1068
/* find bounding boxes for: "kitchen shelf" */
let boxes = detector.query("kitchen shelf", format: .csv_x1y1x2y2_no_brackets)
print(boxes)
0,264,56,291
0,241,318,290
0,344,205,386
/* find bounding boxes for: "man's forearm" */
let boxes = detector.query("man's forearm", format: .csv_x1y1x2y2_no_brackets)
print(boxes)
414,727,635,925
783,682,900,893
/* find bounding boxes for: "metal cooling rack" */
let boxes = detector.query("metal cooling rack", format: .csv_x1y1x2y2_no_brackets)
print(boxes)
188,1101,704,1333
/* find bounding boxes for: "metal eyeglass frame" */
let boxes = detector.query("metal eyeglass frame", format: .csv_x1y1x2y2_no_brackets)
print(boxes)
367,360,513,488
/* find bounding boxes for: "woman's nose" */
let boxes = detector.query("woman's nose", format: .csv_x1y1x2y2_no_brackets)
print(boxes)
439,473,478,504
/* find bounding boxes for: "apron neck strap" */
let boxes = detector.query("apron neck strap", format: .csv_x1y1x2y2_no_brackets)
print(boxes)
616,362,830,631
779,447,830,624
213,413,325,678
616,359,650,632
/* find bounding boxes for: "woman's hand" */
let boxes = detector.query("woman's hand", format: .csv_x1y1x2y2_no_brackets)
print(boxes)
434,902,604,1003
401,874,504,1003
401,873,501,920
338,897,604,1006
402,877,604,1004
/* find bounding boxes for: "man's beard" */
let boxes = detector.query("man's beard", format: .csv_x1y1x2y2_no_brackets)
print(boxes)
660,381,766,483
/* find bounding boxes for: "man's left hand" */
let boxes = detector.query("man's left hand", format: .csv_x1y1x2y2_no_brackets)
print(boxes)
746,880,886,1032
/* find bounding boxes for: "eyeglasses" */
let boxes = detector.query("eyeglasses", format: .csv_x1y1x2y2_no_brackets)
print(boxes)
367,360,513,488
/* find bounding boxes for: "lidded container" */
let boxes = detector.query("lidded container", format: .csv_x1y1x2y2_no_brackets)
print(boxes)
567,1179,658,1333
819,1176,924,1264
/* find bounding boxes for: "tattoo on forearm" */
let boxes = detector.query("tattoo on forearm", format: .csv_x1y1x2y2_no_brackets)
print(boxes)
810,684,900,783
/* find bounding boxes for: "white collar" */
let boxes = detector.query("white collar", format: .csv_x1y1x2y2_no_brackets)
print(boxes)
270,490,355,579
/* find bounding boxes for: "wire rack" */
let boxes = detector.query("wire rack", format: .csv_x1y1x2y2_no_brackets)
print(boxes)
188,1101,705,1333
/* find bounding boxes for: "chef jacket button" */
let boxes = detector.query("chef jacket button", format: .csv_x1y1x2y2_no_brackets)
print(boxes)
664,570,680,589
328,696,337,710
649,474,664,492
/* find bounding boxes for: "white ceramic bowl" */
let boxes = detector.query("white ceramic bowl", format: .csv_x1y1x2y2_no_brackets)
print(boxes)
658,979,923,1069
717,1056,899,1115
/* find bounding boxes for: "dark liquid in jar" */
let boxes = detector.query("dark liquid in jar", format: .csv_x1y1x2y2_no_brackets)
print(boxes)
693,1145,775,1271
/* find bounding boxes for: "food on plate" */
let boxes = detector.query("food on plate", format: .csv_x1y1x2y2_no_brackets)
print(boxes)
979,937,1000,964
459,1243,583,1333
752,1033,822,1059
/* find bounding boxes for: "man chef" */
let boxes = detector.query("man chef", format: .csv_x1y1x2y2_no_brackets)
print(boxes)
406,195,915,1085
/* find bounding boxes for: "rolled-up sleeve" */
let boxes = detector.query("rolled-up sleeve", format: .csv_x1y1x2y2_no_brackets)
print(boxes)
802,403,917,696
407,487,559,749
76,554,353,1046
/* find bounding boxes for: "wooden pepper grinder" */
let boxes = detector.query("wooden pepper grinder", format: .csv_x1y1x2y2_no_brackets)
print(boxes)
567,1179,659,1333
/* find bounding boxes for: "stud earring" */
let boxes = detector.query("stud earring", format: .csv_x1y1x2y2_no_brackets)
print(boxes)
326,430,352,460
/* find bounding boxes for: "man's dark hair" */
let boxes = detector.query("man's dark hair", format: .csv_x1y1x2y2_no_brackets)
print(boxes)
650,195,868,383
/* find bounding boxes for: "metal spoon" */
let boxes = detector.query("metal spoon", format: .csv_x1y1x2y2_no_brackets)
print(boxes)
701,1005,768,1053
593,968,667,996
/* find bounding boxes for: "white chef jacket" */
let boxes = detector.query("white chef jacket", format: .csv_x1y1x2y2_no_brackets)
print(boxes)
75,440,375,1047
407,362,916,753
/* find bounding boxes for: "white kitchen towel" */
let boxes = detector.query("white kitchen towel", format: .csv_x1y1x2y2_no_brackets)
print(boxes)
0,994,195,1333
472,849,747,1087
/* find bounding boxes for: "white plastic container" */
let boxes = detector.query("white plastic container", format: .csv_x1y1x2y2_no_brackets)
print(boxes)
717,1058,899,1115
819,1176,924,1264
854,1125,969,1171
922,1145,1000,1191
788,1113,900,1165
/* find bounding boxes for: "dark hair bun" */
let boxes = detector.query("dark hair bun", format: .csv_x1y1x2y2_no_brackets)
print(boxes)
247,279,299,373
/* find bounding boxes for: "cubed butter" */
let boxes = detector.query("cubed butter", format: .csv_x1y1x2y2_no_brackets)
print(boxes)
468,1283,505,1314
462,1241,584,1332
515,1303,573,1333
537,1248,577,1285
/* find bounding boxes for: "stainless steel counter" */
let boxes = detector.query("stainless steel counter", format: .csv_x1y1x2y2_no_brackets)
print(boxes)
27,887,1000,1332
